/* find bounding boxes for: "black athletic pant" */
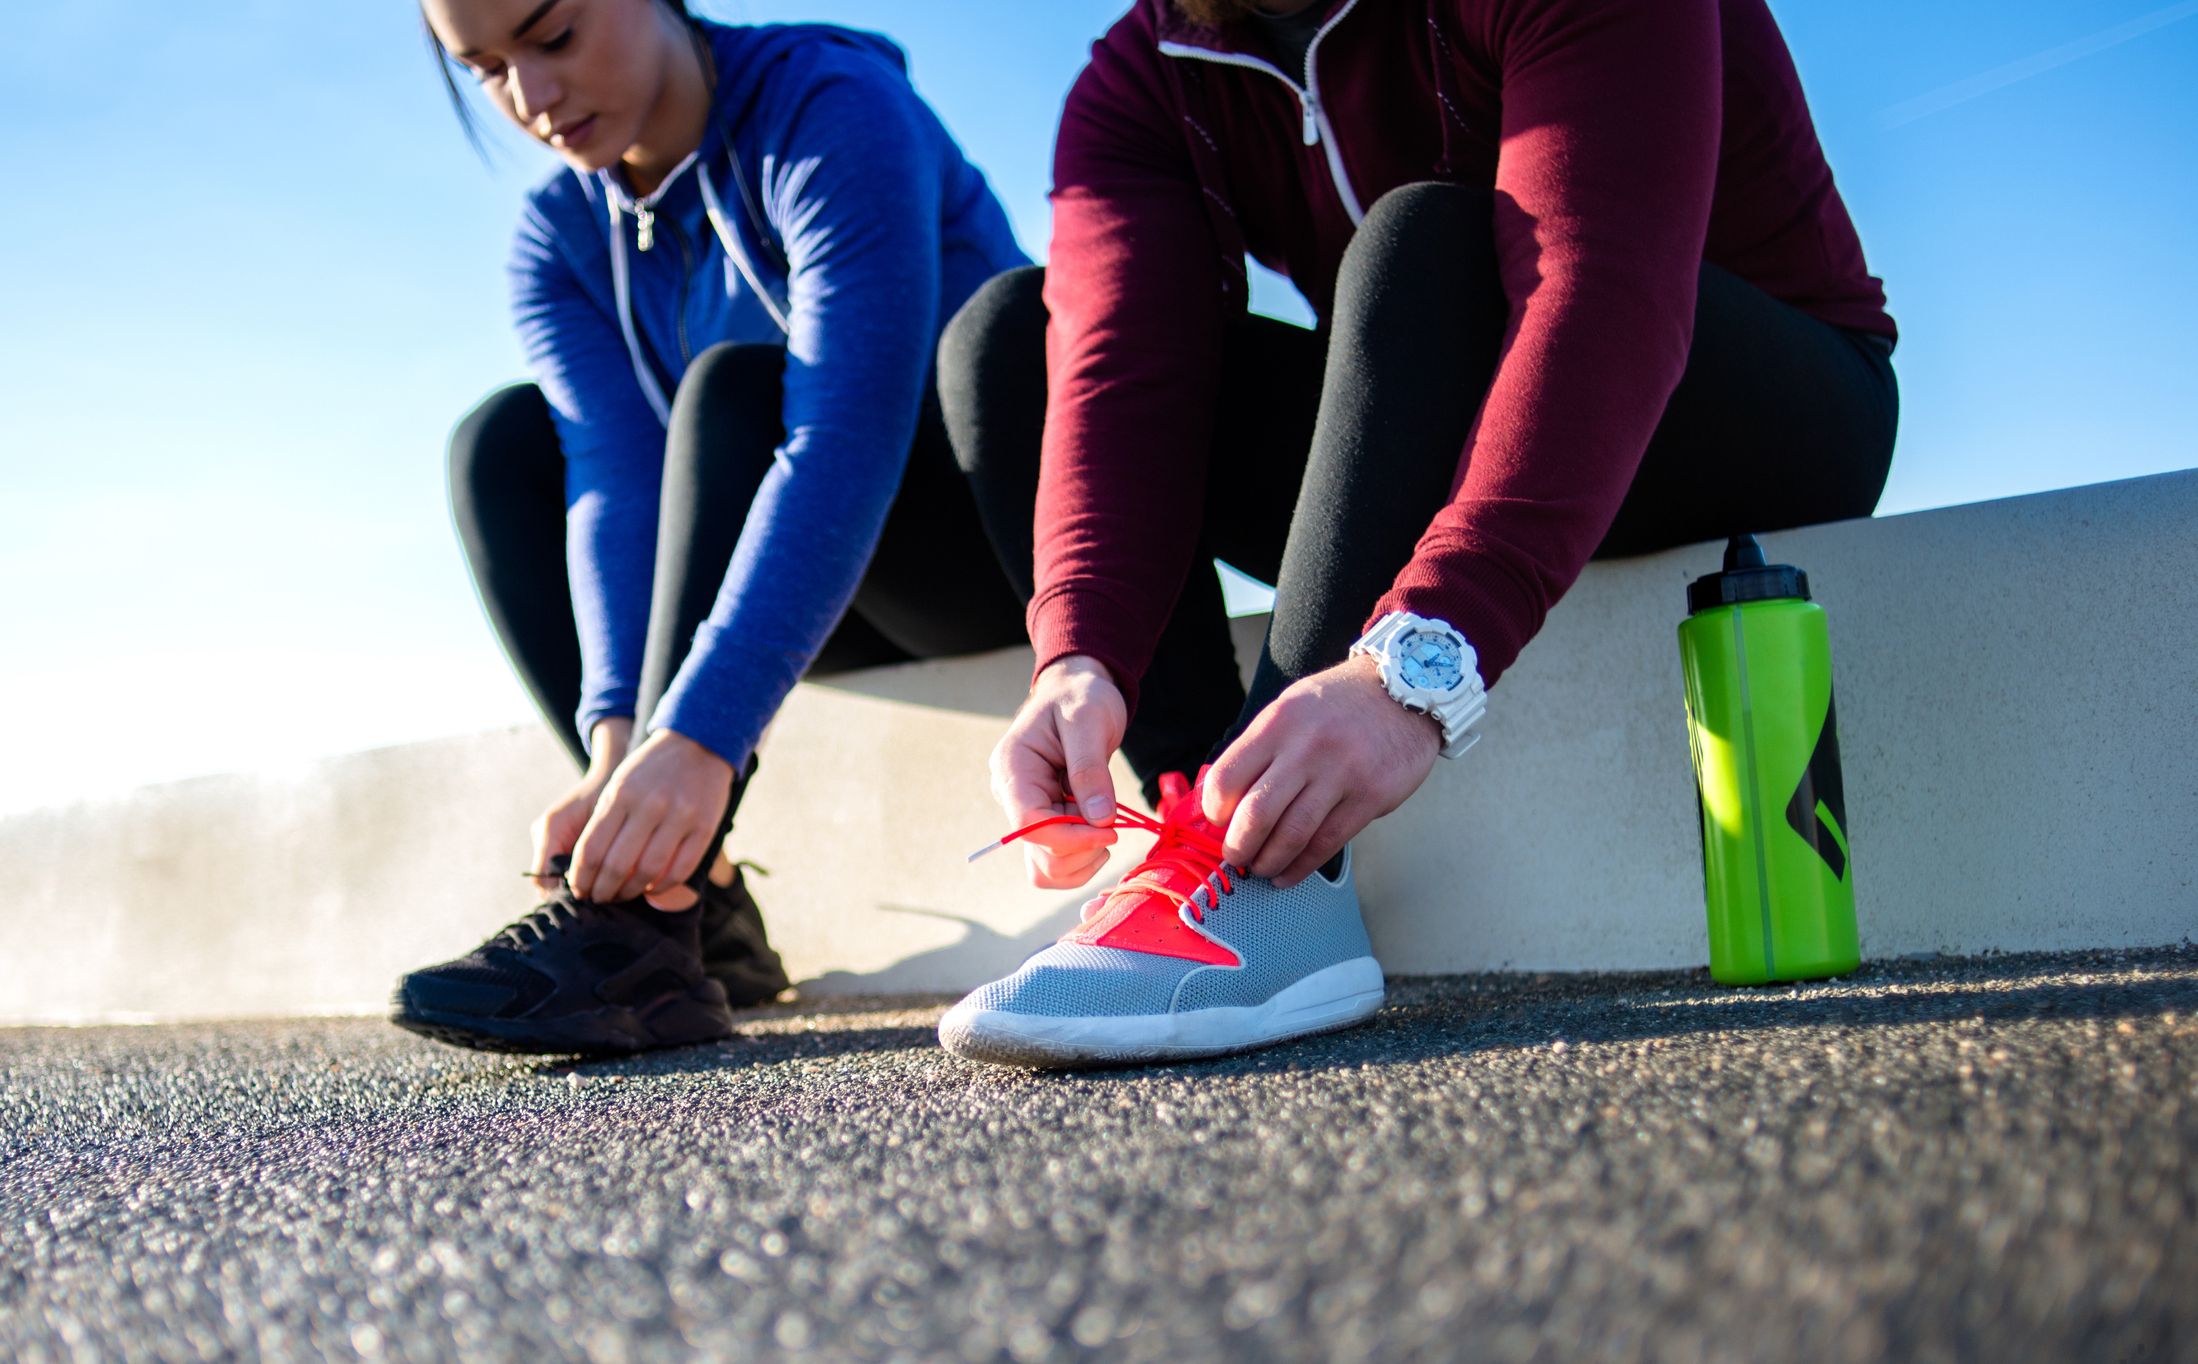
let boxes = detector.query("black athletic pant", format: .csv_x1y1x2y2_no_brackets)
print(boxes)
450,342,1028,779
938,182,1898,802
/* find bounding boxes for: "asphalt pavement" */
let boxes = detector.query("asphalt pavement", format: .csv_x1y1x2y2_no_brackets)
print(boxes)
3,946,2194,1363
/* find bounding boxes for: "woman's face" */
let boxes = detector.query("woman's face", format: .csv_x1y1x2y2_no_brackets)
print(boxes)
423,0,674,174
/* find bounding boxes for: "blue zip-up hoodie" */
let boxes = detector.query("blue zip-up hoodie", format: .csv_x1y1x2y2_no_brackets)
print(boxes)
508,21,1028,766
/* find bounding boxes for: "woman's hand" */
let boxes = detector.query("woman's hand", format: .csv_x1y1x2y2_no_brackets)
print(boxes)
528,717,633,897
989,655,1128,889
569,727,735,911
1201,656,1441,888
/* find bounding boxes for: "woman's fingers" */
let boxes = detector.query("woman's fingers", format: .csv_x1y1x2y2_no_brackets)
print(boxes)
530,799,585,892
528,817,562,893
620,821,700,905
575,786,665,901
573,807,644,902
640,829,707,910
568,728,735,902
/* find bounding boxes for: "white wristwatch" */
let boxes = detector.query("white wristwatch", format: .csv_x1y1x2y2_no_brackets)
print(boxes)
1348,611,1488,759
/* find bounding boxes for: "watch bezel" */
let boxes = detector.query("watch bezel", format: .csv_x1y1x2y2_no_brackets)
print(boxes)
1351,612,1487,759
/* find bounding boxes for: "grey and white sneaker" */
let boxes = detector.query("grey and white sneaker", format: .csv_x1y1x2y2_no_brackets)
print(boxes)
941,769,1385,1068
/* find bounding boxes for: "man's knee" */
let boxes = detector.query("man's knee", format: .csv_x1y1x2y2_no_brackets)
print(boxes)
1333,182,1505,349
1340,182,1497,293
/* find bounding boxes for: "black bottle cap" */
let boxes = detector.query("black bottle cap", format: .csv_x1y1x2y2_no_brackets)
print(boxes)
1687,534,1811,614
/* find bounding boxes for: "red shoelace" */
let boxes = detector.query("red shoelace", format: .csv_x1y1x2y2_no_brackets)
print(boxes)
969,802,1238,923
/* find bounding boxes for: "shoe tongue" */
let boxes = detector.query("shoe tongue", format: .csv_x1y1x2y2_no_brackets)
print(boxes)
1158,765,1223,841
1114,771,1225,902
1064,772,1228,950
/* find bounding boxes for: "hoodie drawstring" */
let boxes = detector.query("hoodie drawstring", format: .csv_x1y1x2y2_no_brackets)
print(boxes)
606,160,793,428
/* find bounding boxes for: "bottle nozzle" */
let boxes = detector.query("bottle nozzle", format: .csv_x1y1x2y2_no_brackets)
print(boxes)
1723,534,1767,572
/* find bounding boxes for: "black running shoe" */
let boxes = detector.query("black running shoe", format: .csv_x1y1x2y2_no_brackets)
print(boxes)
391,866,735,1056
698,863,791,1007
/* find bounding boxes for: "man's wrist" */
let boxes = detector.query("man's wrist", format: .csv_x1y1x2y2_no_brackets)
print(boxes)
1349,612,1487,759
1038,653,1121,694
1347,655,1443,751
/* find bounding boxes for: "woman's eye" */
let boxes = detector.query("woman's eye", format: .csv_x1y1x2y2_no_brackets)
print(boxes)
471,63,507,84
541,28,574,53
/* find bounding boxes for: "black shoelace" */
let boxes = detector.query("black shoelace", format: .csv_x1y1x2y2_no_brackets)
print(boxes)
495,870,597,951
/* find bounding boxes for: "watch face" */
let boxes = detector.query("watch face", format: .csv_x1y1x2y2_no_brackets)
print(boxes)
1395,629,1463,692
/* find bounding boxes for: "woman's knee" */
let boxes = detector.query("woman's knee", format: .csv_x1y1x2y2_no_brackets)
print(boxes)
937,265,1047,477
672,342,784,419
448,382,558,512
661,343,786,487
941,265,1046,379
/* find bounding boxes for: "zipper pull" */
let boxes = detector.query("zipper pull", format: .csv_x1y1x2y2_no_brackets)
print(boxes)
1300,93,1320,147
634,202,656,253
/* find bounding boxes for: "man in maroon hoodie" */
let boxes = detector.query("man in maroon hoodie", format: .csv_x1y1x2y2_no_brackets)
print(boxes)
930,0,1896,1067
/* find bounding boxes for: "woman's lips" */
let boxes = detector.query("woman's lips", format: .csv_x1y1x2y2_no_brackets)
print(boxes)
551,115,598,150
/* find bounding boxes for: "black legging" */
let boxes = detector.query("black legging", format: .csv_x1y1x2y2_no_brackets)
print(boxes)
450,342,1028,775
938,181,1898,801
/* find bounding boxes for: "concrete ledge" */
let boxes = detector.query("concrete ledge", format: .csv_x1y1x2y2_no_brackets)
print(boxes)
5,471,2194,1024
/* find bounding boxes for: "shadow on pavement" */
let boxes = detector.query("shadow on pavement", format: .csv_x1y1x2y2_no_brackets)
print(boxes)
434,946,2193,1083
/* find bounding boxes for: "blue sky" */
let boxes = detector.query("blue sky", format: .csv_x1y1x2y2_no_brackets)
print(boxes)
2,1,2194,811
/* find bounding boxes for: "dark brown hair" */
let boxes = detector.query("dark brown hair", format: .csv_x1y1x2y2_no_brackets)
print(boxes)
424,0,701,157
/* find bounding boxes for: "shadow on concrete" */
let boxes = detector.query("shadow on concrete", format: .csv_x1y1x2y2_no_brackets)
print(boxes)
790,897,1086,997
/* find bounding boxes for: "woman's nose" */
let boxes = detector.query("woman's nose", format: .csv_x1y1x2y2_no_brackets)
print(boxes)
508,62,559,130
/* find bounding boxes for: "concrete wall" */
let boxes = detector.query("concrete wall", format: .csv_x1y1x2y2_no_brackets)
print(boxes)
4,471,2193,1024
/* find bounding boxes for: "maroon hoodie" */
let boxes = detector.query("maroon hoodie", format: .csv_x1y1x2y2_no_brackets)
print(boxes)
1030,0,1892,707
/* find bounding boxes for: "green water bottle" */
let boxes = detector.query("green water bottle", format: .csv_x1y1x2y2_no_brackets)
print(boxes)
1677,534,1859,985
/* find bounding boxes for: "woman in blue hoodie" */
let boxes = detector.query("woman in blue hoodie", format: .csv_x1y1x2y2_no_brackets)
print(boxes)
394,0,1030,1055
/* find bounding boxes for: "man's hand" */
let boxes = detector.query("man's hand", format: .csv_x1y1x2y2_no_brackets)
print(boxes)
1202,655,1440,888
989,655,1128,889
569,727,734,910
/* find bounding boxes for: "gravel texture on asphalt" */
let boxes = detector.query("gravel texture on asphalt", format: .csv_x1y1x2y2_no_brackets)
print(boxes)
3,946,2194,1364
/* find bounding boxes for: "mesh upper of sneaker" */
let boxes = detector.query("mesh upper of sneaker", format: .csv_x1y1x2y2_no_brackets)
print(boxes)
401,870,703,1021
1170,861,1371,1013
967,857,1372,1020
401,953,555,1018
965,944,1204,1019
965,769,1376,1021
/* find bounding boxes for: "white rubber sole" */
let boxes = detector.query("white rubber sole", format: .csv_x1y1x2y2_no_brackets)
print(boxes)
937,956,1387,1069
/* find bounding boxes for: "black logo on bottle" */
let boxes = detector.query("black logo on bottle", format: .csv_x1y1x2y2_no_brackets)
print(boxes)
1784,693,1849,879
